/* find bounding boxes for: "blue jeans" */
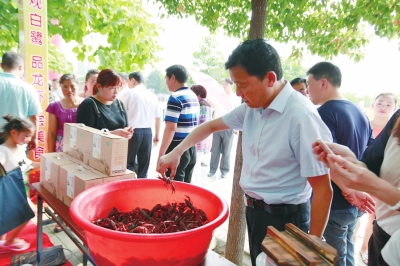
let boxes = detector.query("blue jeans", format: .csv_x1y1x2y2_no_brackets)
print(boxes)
324,208,359,266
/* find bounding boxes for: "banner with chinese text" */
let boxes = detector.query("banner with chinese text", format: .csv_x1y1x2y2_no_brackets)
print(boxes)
19,0,48,162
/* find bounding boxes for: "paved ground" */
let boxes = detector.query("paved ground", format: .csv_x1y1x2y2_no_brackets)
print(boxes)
36,128,368,266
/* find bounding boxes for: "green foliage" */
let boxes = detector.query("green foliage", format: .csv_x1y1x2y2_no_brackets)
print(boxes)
281,57,308,81
48,42,73,74
192,35,228,81
342,92,374,108
0,0,19,53
0,0,160,72
145,69,169,94
155,0,400,62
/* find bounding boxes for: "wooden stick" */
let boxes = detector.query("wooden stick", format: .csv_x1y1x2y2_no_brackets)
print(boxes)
285,223,337,264
267,226,318,266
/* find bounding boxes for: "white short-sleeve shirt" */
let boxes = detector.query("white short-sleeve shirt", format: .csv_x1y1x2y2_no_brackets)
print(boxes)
222,82,332,204
0,145,33,173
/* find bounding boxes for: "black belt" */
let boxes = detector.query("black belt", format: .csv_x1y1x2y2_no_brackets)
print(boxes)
245,194,309,215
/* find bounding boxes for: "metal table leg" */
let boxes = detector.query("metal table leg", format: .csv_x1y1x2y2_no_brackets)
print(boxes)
37,194,43,266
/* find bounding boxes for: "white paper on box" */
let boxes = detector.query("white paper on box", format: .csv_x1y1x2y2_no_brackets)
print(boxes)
92,134,101,159
70,126,77,148
45,160,51,181
67,171,75,198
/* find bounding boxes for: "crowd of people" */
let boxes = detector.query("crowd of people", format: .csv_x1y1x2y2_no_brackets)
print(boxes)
0,38,399,266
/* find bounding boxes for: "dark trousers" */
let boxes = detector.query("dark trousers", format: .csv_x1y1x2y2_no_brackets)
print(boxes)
127,128,152,178
166,141,196,183
368,220,390,266
209,129,234,175
246,202,310,266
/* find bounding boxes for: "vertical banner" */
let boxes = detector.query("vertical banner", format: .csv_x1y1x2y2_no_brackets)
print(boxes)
18,0,48,162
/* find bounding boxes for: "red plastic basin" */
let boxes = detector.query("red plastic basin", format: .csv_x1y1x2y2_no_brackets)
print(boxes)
70,179,229,266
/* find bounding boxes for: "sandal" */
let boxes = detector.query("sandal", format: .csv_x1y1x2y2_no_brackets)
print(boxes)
360,251,368,265
0,239,30,252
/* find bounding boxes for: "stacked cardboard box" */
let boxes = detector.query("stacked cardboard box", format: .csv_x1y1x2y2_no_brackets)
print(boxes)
40,123,136,206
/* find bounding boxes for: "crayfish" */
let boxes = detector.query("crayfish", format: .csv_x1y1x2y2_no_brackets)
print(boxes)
92,196,209,234
157,175,176,194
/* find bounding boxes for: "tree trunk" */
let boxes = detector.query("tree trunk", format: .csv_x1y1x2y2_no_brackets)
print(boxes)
249,0,268,40
224,0,268,265
224,133,246,265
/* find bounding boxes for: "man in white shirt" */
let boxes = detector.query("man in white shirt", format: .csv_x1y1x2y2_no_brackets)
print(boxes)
157,39,333,266
118,72,161,178
208,78,241,178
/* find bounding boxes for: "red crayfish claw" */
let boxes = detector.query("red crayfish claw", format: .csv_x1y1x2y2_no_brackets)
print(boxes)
157,175,176,194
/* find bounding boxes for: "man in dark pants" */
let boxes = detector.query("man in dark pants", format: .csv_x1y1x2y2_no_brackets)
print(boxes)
307,62,374,266
118,71,161,178
157,39,334,266
208,78,239,178
158,65,199,183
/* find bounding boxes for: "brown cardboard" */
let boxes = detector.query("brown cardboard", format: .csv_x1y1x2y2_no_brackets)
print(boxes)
72,124,128,176
58,163,106,207
63,123,86,161
103,169,137,184
40,152,79,197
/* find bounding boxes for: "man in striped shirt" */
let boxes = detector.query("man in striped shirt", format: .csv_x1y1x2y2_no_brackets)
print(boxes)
158,65,200,183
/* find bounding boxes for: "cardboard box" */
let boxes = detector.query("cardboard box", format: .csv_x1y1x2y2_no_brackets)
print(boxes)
58,163,106,206
40,152,79,197
64,123,128,176
103,169,137,184
63,123,86,161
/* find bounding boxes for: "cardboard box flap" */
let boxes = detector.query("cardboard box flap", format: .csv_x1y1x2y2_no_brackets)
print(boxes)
60,164,106,181
41,152,76,166
66,123,125,139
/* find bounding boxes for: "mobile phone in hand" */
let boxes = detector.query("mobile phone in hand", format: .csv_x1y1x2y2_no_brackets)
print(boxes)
316,138,334,155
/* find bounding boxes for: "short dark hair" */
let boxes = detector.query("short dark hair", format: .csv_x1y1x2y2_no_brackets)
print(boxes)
191,85,207,98
52,78,59,82
1,52,24,70
85,69,100,81
307,62,342,88
128,71,143,83
223,78,233,85
59,73,78,86
165,65,188,83
225,39,283,81
290,77,307,86
119,72,129,83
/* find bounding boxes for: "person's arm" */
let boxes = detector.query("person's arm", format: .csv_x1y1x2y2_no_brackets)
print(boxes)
328,154,400,207
27,85,42,150
158,121,177,158
157,118,229,178
362,110,400,175
307,174,333,238
312,141,365,167
28,114,38,150
47,113,58,153
153,117,161,146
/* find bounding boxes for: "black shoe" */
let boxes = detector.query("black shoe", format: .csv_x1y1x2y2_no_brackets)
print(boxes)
54,225,62,233
207,172,215,177
201,162,208,167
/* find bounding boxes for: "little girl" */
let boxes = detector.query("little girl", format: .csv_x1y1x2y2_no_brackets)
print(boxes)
0,115,38,251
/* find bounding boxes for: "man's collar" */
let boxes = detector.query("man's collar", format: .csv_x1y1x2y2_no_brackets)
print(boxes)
266,81,294,113
0,72,20,79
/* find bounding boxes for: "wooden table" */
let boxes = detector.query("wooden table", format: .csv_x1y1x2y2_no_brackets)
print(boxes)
29,183,236,266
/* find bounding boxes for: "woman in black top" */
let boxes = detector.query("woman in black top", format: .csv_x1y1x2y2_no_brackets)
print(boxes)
76,69,133,139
